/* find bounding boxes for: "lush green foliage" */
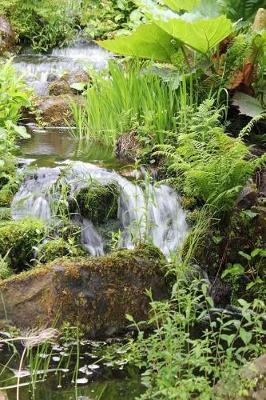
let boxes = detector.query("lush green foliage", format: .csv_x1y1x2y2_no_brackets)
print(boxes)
98,0,232,57
81,0,141,39
221,0,266,21
0,0,80,51
71,62,179,146
157,100,262,213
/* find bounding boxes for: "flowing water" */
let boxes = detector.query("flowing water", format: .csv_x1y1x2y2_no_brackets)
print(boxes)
5,39,188,399
11,160,187,258
13,40,111,95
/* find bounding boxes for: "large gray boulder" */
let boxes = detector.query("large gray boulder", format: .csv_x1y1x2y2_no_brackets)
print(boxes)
0,246,168,337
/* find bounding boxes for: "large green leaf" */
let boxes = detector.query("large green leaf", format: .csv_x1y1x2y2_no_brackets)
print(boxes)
161,0,199,11
155,15,232,53
97,23,178,63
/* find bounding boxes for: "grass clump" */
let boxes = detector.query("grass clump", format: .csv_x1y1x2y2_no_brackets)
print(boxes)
71,62,178,147
74,180,119,224
0,255,13,280
0,218,45,271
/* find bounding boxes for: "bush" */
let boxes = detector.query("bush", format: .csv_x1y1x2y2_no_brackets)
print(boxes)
0,218,45,271
81,0,139,39
0,0,80,51
157,100,262,214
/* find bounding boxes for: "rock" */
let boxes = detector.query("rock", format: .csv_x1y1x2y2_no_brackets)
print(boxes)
61,70,90,88
214,354,266,399
116,131,140,162
36,95,83,126
0,246,168,337
252,8,266,32
48,71,90,96
0,16,15,53
236,184,258,209
48,80,72,96
73,181,120,224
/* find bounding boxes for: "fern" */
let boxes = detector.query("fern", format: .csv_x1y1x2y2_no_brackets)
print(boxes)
156,100,260,214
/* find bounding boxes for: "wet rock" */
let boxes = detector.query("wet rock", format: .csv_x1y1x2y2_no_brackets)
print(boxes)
116,131,140,162
48,71,90,96
61,70,90,87
48,80,72,96
36,95,83,126
74,181,120,224
0,16,15,54
0,246,168,337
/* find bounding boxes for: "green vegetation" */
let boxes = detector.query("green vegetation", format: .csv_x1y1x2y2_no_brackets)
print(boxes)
37,238,84,263
0,218,45,271
0,1,265,399
71,62,179,146
0,0,80,51
74,180,119,223
81,0,140,39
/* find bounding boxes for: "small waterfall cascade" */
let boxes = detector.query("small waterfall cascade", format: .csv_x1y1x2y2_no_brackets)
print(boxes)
13,41,111,96
12,161,187,258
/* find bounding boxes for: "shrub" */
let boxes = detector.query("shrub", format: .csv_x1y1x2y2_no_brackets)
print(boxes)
0,0,80,51
157,100,262,214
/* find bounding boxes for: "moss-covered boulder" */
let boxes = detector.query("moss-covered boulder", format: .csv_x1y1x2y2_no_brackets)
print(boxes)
0,246,168,337
38,238,85,264
75,181,119,224
0,218,45,271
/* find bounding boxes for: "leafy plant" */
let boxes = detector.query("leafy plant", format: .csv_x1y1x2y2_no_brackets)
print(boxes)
156,99,263,213
0,0,80,51
97,0,233,58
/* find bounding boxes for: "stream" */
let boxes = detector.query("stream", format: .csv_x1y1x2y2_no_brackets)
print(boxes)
1,40,188,400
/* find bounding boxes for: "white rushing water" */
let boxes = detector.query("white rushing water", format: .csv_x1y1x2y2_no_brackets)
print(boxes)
12,161,187,257
13,41,111,96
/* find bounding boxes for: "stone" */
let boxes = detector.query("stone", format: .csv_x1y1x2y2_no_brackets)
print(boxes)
36,95,84,126
61,70,90,87
236,184,258,209
48,80,72,96
214,354,266,399
0,16,15,53
116,131,140,162
0,246,168,337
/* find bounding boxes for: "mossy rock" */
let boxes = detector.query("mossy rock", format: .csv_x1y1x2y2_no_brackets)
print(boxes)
0,218,45,271
75,181,119,224
0,181,18,207
0,245,168,337
38,238,85,264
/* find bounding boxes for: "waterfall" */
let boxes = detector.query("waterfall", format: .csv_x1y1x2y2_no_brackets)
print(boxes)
13,42,111,96
12,161,187,258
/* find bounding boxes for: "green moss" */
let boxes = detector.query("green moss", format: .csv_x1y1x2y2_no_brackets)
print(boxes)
75,181,120,224
38,238,85,264
0,218,46,271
